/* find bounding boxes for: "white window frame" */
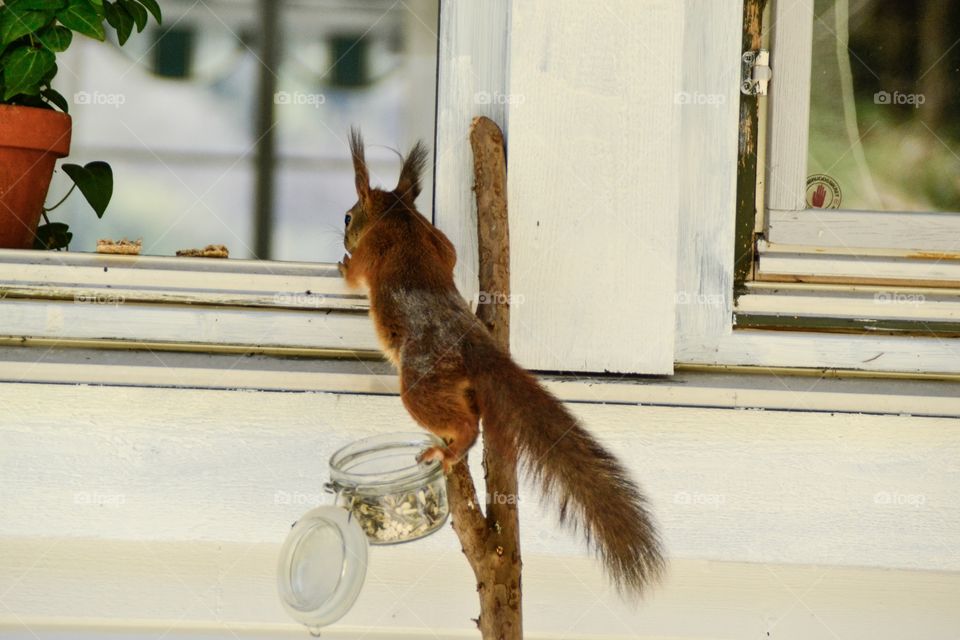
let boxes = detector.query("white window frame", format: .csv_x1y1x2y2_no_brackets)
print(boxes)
0,0,513,361
673,0,960,376
0,249,378,354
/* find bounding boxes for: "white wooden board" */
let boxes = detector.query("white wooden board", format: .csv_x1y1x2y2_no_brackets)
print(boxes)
675,0,743,342
768,208,960,254
1,382,957,570
506,0,683,374
765,0,815,212
2,348,958,416
758,245,960,285
2,541,958,639
0,249,363,309
0,298,380,352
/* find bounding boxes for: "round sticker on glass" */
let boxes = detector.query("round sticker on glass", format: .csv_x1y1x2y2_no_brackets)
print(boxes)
806,174,842,209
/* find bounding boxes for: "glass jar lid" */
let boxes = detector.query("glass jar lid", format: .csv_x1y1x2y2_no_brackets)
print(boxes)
276,506,368,631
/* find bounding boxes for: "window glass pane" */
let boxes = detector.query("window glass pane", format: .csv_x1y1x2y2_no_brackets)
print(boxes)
54,161,255,258
48,0,438,262
273,0,438,262
807,0,960,212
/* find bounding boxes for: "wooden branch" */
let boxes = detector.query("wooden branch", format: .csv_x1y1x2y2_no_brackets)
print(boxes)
445,457,486,577
444,116,523,639
471,116,511,349
471,116,522,639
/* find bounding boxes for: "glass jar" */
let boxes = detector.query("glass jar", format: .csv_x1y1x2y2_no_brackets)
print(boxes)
328,432,450,545
277,432,449,632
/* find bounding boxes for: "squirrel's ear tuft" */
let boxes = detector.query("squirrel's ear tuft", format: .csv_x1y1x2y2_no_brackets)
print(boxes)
349,127,371,205
395,141,428,204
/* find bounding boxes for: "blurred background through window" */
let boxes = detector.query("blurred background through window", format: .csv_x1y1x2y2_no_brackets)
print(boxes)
807,0,960,212
51,0,439,262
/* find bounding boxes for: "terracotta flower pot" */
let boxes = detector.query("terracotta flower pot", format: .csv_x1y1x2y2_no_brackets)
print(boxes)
0,104,72,249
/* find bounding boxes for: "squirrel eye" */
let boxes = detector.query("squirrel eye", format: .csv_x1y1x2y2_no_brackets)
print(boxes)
344,214,352,226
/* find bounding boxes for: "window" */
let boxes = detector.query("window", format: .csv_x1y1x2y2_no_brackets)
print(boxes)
0,0,439,357
0,1,514,362
673,0,960,375
737,0,960,337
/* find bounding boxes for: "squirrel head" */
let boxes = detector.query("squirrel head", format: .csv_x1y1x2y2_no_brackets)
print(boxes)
344,127,429,254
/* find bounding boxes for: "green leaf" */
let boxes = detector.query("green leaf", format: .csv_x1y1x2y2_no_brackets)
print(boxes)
118,0,145,31
0,9,52,47
62,161,113,218
102,1,131,45
102,1,118,26
41,86,68,111
10,92,50,108
40,59,57,82
133,0,159,24
56,0,105,40
2,45,55,99
33,222,72,250
36,23,72,50
5,0,67,11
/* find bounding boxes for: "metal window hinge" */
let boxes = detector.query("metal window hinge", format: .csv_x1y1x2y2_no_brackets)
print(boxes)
741,49,771,96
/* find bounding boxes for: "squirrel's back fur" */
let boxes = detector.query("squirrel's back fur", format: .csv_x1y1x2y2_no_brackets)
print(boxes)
338,129,664,595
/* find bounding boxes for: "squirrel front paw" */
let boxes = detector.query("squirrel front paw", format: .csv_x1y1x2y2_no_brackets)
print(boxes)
337,253,351,278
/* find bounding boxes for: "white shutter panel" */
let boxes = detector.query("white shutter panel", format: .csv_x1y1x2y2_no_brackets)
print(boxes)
507,0,683,374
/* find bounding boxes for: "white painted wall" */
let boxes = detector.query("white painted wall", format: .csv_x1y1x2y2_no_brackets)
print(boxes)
5,541,959,639
2,383,956,569
0,382,958,637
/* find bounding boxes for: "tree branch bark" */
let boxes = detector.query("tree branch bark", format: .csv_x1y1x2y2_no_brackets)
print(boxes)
444,115,522,639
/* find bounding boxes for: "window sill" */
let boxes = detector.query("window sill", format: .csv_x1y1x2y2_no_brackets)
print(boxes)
0,249,362,309
1,346,957,418
0,249,378,354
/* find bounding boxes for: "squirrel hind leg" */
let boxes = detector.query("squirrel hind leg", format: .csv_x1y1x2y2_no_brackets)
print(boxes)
401,373,479,473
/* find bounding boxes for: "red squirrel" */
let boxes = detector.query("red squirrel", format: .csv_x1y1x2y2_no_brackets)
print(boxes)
337,129,664,594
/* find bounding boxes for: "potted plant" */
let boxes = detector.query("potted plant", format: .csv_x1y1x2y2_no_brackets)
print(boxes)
0,0,161,250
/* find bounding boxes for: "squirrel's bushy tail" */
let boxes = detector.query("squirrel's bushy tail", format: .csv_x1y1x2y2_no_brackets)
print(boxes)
465,334,665,594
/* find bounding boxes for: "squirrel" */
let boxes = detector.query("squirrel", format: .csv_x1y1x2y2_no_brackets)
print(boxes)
337,128,664,594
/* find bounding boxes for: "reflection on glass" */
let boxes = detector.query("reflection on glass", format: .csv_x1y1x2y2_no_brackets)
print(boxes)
50,0,438,262
807,0,960,212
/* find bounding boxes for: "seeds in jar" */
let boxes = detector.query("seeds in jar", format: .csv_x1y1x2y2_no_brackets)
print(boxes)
346,484,447,543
